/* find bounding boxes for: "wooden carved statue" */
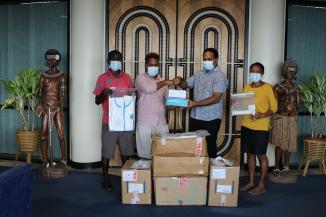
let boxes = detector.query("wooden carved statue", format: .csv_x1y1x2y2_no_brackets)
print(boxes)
271,59,300,175
36,49,66,167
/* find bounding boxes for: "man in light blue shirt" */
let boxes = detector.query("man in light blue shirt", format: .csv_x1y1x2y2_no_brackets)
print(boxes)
177,48,228,158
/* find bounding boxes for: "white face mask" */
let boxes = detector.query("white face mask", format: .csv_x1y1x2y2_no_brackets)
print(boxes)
147,67,159,77
249,72,262,83
202,61,215,71
110,61,122,71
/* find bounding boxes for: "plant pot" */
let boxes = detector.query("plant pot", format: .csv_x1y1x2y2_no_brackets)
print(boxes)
16,129,39,153
303,137,326,160
300,137,326,176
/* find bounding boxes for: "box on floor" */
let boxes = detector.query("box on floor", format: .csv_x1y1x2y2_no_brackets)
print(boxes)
121,160,152,205
208,159,240,207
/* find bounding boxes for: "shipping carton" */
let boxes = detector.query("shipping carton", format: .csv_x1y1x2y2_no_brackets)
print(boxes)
154,177,208,205
151,134,207,157
153,156,209,177
121,160,152,204
208,159,240,207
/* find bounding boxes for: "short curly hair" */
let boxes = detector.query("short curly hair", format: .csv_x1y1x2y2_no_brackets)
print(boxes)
250,62,265,74
145,52,160,64
203,48,219,59
108,50,122,62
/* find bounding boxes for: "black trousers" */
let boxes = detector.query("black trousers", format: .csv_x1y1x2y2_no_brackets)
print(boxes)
189,118,221,158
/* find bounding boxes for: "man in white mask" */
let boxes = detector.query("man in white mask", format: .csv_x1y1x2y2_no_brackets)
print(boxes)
176,48,228,158
94,50,134,190
135,52,177,159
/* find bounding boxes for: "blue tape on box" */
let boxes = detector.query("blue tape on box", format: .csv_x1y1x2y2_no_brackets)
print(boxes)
165,97,188,107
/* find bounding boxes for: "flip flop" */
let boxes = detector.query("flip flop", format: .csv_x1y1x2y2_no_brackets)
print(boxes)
272,169,281,176
249,189,266,196
281,167,290,174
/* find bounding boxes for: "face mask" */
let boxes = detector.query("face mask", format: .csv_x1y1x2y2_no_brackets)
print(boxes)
202,61,215,71
249,72,262,83
110,61,122,72
147,67,159,77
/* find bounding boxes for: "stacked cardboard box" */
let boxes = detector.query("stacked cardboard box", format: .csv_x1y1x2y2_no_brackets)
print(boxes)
152,131,209,205
121,160,152,204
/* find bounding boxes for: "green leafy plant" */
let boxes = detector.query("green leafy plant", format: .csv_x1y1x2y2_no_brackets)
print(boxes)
0,68,41,131
298,73,326,139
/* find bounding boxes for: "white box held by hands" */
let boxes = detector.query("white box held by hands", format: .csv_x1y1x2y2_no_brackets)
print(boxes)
168,89,187,98
230,92,255,116
166,89,188,107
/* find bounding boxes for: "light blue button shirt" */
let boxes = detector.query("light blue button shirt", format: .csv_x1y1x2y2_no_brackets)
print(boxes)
187,66,228,121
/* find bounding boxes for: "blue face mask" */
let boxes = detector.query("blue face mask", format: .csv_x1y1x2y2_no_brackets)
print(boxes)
110,61,122,72
202,61,215,71
147,67,159,77
249,72,262,83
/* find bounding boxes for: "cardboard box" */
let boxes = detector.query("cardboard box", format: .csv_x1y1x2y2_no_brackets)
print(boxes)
121,160,152,204
151,134,207,157
153,156,209,177
154,177,208,205
208,159,240,207
109,146,122,167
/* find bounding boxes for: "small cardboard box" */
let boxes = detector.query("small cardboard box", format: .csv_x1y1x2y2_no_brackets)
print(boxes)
151,134,207,157
154,176,208,205
121,160,152,204
153,156,209,177
208,159,240,207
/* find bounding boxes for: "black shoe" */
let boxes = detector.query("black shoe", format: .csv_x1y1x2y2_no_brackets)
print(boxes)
102,180,112,191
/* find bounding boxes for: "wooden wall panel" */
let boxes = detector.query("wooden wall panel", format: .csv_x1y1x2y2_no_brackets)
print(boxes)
108,0,246,157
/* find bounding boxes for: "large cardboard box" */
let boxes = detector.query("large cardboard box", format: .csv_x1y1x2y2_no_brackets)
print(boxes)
151,133,207,157
121,160,152,204
153,156,209,177
109,146,122,167
154,177,208,205
208,159,240,207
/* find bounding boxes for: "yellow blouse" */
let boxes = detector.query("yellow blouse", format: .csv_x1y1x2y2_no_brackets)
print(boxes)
241,83,278,131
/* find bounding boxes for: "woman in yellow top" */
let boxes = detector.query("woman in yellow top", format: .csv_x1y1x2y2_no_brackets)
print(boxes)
240,62,277,195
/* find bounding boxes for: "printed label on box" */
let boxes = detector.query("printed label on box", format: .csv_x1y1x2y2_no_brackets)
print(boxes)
131,193,140,204
160,138,166,145
178,177,187,188
212,168,226,179
248,104,255,114
220,195,227,206
195,137,203,156
216,184,232,194
122,170,137,182
128,183,144,194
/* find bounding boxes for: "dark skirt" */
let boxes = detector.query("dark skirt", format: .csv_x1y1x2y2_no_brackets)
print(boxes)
241,126,269,155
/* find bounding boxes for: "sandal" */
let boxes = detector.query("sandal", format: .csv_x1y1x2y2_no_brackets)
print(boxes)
272,169,281,176
281,167,290,174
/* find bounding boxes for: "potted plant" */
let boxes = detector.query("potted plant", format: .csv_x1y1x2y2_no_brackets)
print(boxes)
298,73,326,175
299,73,326,139
0,68,41,163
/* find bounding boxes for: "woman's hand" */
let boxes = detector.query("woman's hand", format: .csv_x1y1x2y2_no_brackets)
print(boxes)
250,112,265,121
